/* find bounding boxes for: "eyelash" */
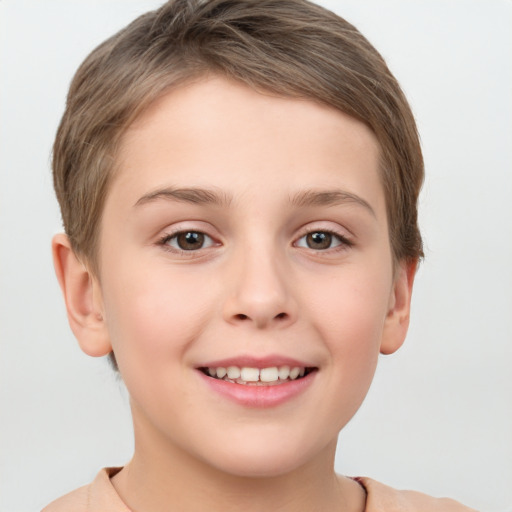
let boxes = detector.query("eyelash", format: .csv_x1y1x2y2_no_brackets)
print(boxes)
157,227,353,255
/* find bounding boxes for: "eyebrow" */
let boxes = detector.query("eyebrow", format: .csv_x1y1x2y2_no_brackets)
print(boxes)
290,189,375,216
134,186,375,216
134,187,232,208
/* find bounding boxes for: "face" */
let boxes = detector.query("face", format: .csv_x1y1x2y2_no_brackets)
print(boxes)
93,77,410,477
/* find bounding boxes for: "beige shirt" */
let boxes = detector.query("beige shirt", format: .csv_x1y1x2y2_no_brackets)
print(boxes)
42,468,478,512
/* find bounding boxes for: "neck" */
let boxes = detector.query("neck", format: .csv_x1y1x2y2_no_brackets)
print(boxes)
111,407,366,512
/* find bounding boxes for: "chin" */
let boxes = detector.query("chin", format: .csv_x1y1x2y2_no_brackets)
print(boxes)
198,432,329,479
213,454,308,479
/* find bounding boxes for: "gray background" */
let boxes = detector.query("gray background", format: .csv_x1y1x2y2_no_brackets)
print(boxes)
1,1,511,511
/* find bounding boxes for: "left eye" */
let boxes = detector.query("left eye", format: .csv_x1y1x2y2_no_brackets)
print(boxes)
163,231,215,251
295,231,345,250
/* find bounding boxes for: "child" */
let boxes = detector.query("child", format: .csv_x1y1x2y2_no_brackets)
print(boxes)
43,0,477,510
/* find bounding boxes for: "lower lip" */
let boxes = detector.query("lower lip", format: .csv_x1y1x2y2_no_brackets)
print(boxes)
198,371,316,408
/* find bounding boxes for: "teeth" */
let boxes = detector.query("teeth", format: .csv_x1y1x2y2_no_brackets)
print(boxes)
260,367,278,382
278,366,290,380
227,366,241,379
240,367,259,381
206,365,308,384
289,367,300,380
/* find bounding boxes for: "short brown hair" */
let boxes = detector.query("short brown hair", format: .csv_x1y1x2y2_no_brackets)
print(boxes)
53,0,423,272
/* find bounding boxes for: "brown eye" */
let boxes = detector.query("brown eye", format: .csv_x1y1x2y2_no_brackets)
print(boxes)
295,230,348,251
177,232,204,250
306,232,332,249
164,231,214,251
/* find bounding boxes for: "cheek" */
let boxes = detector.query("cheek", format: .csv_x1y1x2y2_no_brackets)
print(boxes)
304,264,391,405
100,263,215,370
309,264,391,347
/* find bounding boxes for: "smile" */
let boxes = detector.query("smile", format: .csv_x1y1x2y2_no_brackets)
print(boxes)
200,366,316,385
197,356,318,407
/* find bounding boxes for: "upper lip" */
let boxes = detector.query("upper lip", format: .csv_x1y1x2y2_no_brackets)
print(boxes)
197,355,316,369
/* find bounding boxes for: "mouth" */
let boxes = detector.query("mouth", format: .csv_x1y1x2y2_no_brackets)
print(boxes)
199,365,317,386
197,359,318,407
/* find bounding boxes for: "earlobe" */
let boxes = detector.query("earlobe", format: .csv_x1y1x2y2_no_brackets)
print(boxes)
52,233,112,357
380,259,417,355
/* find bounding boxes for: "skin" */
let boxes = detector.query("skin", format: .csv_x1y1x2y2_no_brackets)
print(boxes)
53,77,416,512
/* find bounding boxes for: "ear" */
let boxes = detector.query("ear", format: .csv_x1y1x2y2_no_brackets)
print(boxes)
52,233,112,357
380,259,417,355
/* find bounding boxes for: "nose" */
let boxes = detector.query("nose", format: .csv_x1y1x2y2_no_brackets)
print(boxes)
222,245,298,330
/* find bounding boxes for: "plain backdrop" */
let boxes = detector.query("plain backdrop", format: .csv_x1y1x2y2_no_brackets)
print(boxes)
1,1,511,511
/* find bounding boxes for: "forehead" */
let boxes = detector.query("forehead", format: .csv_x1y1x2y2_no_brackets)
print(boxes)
110,76,384,215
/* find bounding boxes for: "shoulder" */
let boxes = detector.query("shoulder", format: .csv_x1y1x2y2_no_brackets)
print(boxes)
41,484,90,512
41,468,129,512
357,477,479,512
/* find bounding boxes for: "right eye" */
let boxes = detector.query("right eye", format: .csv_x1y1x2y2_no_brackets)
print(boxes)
160,231,216,251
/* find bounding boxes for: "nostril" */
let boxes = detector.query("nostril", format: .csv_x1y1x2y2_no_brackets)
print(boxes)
231,312,289,323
